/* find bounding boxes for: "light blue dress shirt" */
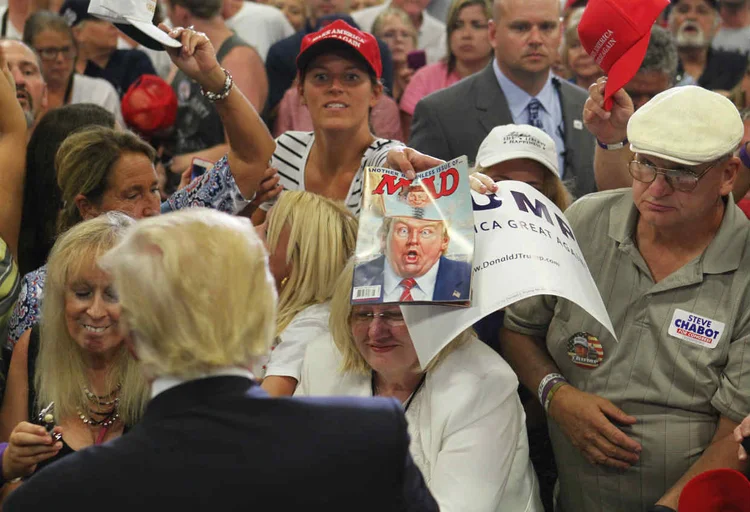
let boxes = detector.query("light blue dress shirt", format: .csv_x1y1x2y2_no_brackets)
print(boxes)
492,60,566,178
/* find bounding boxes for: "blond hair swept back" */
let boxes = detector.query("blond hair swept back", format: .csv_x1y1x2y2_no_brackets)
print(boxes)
329,259,472,376
267,191,358,335
56,126,157,235
99,208,277,379
37,212,149,426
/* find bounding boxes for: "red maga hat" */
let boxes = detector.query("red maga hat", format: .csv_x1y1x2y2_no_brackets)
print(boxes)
121,75,177,137
577,0,669,110
678,469,750,512
296,19,382,79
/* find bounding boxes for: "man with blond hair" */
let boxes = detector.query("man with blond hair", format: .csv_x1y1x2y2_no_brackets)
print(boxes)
4,209,438,511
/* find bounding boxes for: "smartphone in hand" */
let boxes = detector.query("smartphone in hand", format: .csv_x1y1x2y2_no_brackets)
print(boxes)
406,50,427,71
191,158,214,181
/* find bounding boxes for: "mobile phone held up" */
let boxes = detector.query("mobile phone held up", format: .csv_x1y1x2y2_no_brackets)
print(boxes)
191,158,214,181
407,50,427,71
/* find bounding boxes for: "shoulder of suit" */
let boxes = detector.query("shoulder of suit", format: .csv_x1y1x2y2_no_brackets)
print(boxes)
555,76,589,102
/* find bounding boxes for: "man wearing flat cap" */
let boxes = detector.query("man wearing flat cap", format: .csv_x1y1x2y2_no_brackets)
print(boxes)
499,85,750,512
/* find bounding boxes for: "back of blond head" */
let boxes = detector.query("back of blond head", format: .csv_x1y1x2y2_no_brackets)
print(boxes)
267,191,358,335
38,212,149,425
100,208,277,379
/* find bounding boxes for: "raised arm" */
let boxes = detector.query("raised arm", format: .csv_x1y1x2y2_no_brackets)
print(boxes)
0,48,28,261
584,77,635,192
161,25,275,200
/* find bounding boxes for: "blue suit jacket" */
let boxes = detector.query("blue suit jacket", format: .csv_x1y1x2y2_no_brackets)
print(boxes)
353,255,471,302
5,377,437,512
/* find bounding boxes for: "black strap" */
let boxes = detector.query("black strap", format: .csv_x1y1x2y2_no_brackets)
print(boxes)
1,9,9,38
371,372,427,413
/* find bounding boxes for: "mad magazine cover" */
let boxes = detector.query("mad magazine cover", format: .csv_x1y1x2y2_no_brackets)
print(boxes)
351,156,474,305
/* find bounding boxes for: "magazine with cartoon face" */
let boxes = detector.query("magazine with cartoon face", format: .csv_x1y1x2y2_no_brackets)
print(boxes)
351,155,474,305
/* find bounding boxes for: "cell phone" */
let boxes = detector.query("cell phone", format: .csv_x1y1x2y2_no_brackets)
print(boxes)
407,50,427,71
191,158,214,181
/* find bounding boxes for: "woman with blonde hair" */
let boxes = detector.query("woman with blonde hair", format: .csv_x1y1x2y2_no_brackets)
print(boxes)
254,191,358,396
0,212,149,488
399,0,493,139
297,261,543,511
560,8,603,91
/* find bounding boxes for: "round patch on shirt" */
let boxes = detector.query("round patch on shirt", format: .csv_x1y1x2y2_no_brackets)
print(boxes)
566,332,604,369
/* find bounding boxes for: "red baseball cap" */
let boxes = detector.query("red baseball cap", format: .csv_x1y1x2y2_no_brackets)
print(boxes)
296,19,382,79
678,469,750,512
121,75,177,137
577,0,669,110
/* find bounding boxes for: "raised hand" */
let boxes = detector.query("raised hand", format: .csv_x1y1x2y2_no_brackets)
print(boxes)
548,385,642,470
158,24,225,94
583,77,634,145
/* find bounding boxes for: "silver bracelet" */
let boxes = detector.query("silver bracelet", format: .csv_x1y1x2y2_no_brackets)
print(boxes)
200,68,233,102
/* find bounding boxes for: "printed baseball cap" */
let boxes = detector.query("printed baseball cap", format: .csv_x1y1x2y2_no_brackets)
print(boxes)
577,0,670,110
475,124,559,177
678,469,750,512
121,75,178,137
296,19,382,79
87,0,181,51
628,86,743,165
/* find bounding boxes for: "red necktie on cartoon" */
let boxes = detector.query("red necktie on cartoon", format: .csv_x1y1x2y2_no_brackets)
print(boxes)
399,278,417,302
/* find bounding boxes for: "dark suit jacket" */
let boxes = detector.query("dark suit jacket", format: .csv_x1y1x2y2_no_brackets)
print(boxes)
5,377,438,512
353,255,471,302
409,64,597,199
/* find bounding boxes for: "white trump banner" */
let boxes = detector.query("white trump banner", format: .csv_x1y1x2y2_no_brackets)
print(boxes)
402,181,617,368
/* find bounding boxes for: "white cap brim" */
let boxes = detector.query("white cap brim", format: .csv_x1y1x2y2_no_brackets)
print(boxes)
478,149,558,176
127,19,182,48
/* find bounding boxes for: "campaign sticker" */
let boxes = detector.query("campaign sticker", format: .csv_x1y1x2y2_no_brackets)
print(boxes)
567,332,604,369
668,309,724,349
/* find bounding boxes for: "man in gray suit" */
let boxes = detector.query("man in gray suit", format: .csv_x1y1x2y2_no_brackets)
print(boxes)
409,0,597,199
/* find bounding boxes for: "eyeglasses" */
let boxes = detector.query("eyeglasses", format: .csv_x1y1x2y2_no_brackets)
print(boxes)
628,159,720,192
35,46,76,61
351,310,406,327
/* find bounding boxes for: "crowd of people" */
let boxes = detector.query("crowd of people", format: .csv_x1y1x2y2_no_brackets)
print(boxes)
0,0,745,510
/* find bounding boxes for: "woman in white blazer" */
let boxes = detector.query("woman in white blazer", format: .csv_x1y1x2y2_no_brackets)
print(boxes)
296,261,543,512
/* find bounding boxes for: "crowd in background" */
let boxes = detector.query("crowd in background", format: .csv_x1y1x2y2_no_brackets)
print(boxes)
0,0,744,510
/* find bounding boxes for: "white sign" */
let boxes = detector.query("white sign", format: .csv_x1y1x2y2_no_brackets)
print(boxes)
402,181,617,368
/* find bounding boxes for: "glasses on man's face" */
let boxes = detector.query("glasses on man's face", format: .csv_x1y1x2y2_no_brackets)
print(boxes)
36,46,76,61
628,159,719,192
351,310,406,327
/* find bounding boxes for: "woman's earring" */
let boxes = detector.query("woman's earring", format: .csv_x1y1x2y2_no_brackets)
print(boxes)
280,277,289,288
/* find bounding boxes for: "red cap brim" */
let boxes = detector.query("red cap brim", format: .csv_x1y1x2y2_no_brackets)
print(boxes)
678,469,750,512
603,31,650,110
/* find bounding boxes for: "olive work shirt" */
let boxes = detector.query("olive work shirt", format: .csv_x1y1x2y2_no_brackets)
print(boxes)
504,189,750,512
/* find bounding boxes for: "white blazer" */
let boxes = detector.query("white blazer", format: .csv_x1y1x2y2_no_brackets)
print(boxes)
297,335,543,512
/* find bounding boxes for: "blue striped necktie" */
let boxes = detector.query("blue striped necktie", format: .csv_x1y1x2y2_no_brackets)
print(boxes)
527,98,544,130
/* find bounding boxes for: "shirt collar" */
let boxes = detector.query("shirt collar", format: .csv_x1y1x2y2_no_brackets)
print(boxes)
493,59,556,119
383,257,442,298
151,367,255,399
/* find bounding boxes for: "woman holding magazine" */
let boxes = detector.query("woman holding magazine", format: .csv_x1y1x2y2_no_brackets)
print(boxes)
296,260,544,512
255,19,438,223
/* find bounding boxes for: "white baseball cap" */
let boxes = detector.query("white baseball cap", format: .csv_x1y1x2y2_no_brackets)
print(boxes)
475,124,559,176
628,86,744,166
88,0,181,51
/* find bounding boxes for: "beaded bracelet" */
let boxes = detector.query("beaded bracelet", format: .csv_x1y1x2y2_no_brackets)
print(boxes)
200,68,233,103
537,373,567,407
